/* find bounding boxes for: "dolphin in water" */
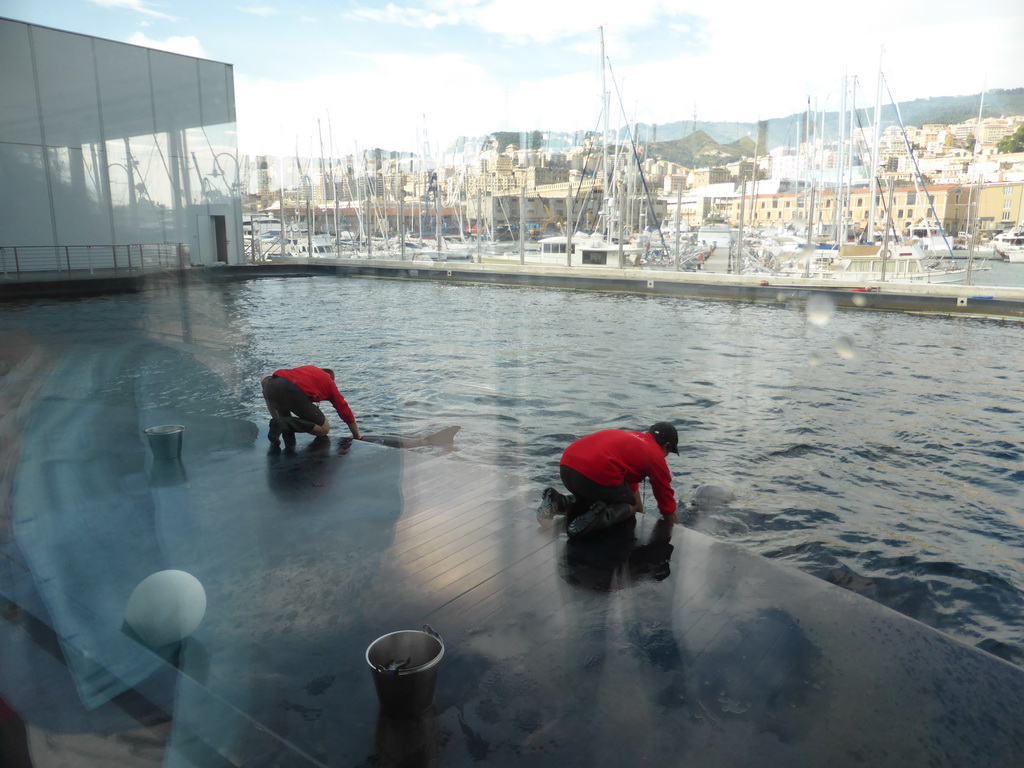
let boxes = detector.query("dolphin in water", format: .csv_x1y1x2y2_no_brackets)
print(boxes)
689,483,737,512
274,417,460,450
357,425,461,449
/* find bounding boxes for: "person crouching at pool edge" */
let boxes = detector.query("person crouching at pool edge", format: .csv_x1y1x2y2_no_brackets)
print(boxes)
261,365,362,449
537,422,679,539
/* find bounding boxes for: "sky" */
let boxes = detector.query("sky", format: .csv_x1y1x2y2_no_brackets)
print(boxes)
5,0,1023,160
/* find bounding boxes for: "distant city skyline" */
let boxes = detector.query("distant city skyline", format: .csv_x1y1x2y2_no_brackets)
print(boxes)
5,0,1023,159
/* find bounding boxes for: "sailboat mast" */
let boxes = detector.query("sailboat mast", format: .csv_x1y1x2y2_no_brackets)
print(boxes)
600,26,609,241
965,84,986,286
866,50,884,243
835,74,847,243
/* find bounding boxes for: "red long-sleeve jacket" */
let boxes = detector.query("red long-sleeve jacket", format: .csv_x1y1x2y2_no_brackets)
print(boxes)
560,429,677,515
273,366,355,425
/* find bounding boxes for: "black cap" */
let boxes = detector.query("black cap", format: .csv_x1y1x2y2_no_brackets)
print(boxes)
649,422,679,454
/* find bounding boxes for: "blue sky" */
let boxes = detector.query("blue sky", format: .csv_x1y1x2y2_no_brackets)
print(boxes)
5,0,1022,159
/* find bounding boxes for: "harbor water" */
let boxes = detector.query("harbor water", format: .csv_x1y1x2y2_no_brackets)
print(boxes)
3,271,1024,667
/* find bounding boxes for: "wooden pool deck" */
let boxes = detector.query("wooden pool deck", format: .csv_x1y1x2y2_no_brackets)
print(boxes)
4,400,1024,767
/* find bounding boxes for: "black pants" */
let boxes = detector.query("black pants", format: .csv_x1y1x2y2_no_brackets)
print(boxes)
262,376,326,426
559,465,635,530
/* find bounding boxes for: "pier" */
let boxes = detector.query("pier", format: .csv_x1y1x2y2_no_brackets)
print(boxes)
202,257,1024,322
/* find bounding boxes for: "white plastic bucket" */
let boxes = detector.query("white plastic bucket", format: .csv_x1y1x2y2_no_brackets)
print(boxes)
144,425,185,460
366,625,444,718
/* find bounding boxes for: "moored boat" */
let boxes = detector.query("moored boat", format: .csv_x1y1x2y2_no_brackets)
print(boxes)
775,240,969,284
991,227,1024,263
537,234,645,267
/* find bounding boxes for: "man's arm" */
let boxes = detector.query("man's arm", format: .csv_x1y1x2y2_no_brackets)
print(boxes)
632,486,645,515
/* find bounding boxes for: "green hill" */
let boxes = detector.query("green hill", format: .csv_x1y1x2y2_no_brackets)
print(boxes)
642,130,756,168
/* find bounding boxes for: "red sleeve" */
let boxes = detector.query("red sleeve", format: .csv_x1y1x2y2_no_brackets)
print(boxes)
646,450,677,515
325,382,355,424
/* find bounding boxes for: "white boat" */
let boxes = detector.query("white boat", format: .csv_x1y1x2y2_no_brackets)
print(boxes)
907,222,955,256
991,227,1024,263
775,241,968,284
697,223,734,249
293,233,362,259
537,233,645,267
243,215,281,239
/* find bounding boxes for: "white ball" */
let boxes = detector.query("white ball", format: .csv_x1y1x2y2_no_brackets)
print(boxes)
124,569,207,647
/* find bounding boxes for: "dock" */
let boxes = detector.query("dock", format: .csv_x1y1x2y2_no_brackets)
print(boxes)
200,258,1024,322
4,255,1024,321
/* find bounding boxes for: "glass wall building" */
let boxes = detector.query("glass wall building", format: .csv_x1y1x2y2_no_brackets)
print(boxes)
0,18,243,269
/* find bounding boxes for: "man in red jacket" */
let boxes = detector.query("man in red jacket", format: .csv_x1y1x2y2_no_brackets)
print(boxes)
261,366,362,448
538,422,679,539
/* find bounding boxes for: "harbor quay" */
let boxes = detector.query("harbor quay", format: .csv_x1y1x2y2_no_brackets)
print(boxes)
5,255,1024,321
207,258,1024,323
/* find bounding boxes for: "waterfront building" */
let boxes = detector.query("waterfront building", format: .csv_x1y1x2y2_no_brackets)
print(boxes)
981,182,1024,230
715,180,1020,241
0,18,245,271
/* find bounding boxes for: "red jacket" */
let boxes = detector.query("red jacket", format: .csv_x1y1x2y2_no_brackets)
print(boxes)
274,366,355,424
561,429,677,515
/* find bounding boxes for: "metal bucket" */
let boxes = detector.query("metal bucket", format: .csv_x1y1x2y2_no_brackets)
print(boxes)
366,625,444,718
144,425,185,460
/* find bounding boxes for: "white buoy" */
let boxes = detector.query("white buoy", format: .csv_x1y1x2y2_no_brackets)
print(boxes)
124,569,207,647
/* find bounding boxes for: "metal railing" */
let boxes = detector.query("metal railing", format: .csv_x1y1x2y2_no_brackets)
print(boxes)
0,244,187,280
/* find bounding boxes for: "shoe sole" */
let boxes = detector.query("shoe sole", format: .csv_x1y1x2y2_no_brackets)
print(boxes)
536,488,567,521
566,506,603,539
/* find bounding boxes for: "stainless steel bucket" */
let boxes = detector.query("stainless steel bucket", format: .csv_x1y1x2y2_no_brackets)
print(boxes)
366,625,444,718
144,425,185,460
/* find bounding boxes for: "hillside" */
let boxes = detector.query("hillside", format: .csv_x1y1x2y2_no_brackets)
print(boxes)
638,130,756,168
639,87,1024,152
463,87,1024,162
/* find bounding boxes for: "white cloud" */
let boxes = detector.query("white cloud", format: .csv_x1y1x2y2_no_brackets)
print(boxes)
234,50,559,157
237,5,278,17
229,0,1022,156
88,0,176,22
346,3,461,30
127,33,207,59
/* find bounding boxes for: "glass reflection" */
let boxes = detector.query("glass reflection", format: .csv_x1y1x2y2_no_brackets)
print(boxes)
0,22,243,267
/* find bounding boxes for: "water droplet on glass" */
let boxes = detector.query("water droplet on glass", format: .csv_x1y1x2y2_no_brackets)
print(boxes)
805,294,834,327
836,336,856,359
852,294,868,308
808,352,822,367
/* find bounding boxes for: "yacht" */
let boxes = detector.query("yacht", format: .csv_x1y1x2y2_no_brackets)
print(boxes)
992,227,1024,262
776,241,968,284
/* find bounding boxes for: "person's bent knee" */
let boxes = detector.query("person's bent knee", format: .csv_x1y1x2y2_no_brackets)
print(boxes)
311,419,330,436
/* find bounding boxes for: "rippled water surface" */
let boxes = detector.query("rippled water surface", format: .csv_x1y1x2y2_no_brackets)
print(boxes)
5,275,1024,665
